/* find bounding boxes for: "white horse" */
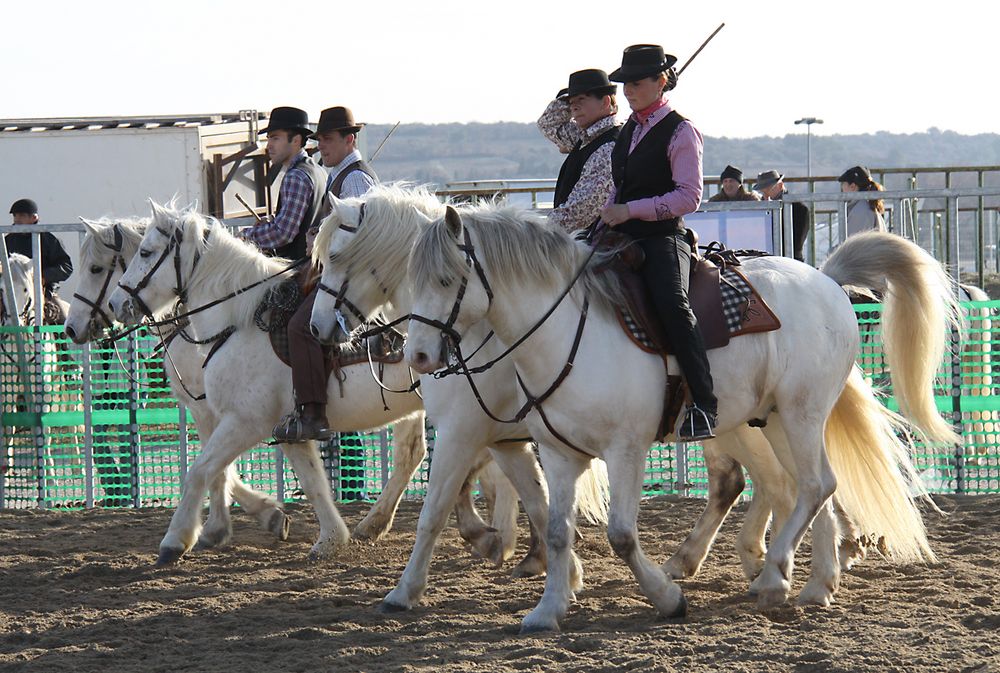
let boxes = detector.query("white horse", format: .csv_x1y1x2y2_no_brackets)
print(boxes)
104,202,500,566
405,205,959,631
1,253,82,494
308,186,609,604
66,217,292,543
307,186,882,608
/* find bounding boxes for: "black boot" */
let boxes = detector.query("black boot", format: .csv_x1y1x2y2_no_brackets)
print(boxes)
273,403,333,443
677,404,717,442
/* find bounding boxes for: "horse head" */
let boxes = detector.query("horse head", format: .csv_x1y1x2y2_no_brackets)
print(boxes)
405,205,493,374
65,217,146,342
109,200,205,325
0,253,35,327
310,185,441,346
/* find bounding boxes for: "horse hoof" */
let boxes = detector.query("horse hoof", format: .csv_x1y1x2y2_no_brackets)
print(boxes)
378,599,410,614
154,546,185,568
268,510,291,541
511,556,546,579
519,621,560,635
662,556,696,580
662,593,688,620
193,526,232,551
352,518,391,543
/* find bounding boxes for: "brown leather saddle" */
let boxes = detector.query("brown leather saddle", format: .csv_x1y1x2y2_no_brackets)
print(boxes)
595,232,781,440
257,268,404,375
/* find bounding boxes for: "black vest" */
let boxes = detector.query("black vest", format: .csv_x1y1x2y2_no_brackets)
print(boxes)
553,124,620,209
272,154,328,260
311,159,380,228
611,110,687,238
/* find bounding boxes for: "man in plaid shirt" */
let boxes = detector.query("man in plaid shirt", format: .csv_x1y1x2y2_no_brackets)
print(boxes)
242,107,334,442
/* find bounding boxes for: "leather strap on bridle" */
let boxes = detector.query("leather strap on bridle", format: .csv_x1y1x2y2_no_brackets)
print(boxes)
73,224,127,331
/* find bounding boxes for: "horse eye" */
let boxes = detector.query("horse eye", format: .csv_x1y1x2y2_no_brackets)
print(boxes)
139,249,152,258
440,276,453,288
90,265,103,274
328,253,340,265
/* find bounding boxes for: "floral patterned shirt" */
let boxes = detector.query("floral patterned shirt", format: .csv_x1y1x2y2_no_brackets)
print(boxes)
537,100,618,232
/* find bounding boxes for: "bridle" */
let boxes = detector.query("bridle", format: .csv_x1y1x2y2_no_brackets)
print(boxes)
314,203,391,335
117,222,211,320
73,223,127,331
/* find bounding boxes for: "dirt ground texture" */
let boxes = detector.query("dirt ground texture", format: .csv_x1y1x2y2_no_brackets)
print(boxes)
0,494,997,673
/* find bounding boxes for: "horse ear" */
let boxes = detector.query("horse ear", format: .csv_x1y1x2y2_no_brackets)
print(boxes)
148,199,166,222
328,193,348,219
79,217,102,236
411,207,434,225
444,205,463,239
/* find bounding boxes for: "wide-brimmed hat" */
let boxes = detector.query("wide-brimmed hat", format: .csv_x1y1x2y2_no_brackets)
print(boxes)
720,165,743,182
259,106,313,137
311,106,365,138
753,170,784,191
558,69,617,100
9,198,38,215
838,165,873,186
609,44,677,83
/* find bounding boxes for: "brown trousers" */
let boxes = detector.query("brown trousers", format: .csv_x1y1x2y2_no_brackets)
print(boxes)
288,288,329,406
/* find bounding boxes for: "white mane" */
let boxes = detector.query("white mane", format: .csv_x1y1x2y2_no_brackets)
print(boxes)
149,202,292,328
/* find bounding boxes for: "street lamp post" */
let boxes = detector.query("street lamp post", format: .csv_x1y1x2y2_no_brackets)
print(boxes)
794,117,824,178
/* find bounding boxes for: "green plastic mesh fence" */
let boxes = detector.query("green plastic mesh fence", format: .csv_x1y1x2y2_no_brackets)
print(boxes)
2,299,999,510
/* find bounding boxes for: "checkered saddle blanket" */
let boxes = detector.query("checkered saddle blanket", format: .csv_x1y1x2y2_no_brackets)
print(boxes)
615,248,781,355
255,279,404,372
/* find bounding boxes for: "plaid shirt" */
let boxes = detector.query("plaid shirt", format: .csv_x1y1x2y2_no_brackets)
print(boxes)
325,149,378,198
242,151,315,250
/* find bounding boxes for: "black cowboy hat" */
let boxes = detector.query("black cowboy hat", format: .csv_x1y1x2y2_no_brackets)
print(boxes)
9,198,38,215
557,69,617,100
259,106,313,136
838,165,873,185
720,165,743,182
311,106,365,138
609,44,678,83
753,170,784,191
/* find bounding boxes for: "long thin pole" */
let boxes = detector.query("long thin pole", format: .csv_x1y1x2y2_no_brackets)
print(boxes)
677,23,725,76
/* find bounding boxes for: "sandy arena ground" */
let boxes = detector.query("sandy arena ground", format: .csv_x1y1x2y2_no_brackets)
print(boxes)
0,494,997,673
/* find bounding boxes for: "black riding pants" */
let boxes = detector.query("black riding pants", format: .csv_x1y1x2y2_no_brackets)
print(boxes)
635,232,717,414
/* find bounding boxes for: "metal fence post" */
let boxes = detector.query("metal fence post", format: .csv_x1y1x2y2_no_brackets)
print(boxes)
82,342,94,508
127,333,141,507
275,446,286,502
675,441,688,497
178,402,188,485
947,196,965,493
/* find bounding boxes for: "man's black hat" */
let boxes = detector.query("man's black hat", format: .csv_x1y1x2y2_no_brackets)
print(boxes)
311,106,365,138
9,198,38,215
259,106,313,137
721,165,743,182
838,165,873,186
609,44,678,82
558,69,617,100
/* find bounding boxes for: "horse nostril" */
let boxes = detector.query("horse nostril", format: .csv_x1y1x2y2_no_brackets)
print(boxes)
65,325,77,340
414,351,429,366
310,323,321,339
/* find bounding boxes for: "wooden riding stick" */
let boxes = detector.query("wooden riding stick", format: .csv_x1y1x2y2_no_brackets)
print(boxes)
235,193,263,222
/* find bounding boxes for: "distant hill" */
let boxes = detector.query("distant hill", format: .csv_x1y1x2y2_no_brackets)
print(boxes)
364,122,1000,187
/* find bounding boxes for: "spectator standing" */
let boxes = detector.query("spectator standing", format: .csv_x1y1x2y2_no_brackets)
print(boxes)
709,165,760,202
754,170,810,262
838,165,886,237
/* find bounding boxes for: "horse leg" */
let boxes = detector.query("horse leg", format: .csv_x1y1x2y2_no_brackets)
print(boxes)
228,465,291,541
488,441,551,579
194,465,235,550
483,461,520,565
354,413,427,542
520,446,588,634
753,414,838,609
662,438,745,579
280,441,350,561
156,421,250,566
381,440,489,611
799,498,841,606
834,496,866,571
452,454,506,567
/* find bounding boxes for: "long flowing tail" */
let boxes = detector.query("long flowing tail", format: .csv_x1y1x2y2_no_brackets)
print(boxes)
821,231,962,444
576,458,610,526
825,367,935,562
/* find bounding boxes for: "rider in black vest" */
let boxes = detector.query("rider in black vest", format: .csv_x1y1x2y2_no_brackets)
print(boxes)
273,106,379,443
600,44,717,441
6,198,74,324
538,69,620,232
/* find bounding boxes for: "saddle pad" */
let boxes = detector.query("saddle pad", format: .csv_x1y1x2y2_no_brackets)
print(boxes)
259,280,404,372
619,266,780,354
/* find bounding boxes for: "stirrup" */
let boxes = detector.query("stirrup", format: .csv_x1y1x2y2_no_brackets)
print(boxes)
272,409,333,443
677,404,716,442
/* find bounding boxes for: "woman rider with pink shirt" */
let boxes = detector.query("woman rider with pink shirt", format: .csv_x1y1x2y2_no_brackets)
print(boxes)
599,44,716,441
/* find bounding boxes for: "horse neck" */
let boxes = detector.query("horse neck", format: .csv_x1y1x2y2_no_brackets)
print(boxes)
182,236,286,338
485,280,588,383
